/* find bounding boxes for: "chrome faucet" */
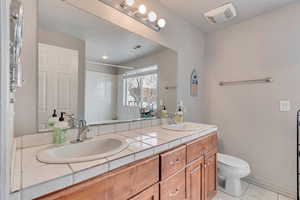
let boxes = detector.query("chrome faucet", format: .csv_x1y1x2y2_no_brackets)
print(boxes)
71,119,89,143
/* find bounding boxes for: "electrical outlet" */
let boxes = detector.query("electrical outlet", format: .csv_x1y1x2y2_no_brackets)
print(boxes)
280,100,291,112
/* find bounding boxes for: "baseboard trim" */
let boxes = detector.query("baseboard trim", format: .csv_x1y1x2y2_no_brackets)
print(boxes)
244,177,297,199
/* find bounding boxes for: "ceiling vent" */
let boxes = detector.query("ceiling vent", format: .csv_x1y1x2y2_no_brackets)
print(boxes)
204,3,237,24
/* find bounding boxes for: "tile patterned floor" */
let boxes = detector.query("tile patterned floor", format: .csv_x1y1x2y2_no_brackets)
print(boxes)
213,183,294,200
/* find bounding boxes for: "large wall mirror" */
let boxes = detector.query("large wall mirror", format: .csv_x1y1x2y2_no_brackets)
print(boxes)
31,0,177,132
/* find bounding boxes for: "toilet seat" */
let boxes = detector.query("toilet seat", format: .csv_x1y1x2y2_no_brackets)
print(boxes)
218,153,249,170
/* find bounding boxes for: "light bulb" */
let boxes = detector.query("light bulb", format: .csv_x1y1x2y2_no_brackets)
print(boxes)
125,0,135,7
148,11,157,22
158,18,166,28
138,4,147,15
102,56,108,60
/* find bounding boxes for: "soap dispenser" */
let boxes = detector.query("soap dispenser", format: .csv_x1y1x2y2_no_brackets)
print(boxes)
174,101,184,124
53,112,68,144
48,109,59,128
161,104,169,125
161,105,168,118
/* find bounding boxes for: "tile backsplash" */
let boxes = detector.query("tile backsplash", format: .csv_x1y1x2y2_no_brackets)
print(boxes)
16,118,161,149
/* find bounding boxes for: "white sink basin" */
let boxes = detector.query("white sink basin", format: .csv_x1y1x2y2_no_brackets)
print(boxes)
162,122,212,132
37,136,128,164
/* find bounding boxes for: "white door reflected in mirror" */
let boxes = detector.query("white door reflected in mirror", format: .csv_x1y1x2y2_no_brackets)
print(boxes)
38,43,78,131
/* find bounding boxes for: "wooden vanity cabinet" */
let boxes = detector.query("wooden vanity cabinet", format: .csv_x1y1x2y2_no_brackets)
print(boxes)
186,153,217,200
35,156,159,200
186,157,205,200
160,169,186,200
204,152,218,200
186,132,218,200
160,145,186,180
35,132,218,200
129,184,159,200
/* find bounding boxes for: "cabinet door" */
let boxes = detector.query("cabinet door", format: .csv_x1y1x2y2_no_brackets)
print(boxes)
186,157,205,200
205,153,217,200
129,184,159,200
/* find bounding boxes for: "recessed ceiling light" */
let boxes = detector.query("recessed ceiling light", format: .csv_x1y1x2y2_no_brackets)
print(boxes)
102,56,108,60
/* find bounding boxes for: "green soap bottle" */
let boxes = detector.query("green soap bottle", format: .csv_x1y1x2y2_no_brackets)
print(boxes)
53,112,68,144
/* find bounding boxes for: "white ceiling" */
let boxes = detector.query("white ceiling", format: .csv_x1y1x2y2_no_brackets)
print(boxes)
159,0,297,32
38,0,165,64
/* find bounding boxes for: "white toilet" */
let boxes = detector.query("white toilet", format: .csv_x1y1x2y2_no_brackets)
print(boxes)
217,153,251,197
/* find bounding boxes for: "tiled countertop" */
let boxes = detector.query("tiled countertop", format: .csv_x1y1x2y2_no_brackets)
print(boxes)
10,121,217,200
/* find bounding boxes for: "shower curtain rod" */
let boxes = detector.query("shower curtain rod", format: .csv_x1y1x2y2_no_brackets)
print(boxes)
86,60,135,70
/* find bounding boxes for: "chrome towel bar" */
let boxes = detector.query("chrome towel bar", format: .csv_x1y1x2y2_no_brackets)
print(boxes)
219,77,273,86
164,86,177,90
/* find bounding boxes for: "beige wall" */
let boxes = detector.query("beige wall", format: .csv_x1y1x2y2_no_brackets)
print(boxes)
203,3,299,197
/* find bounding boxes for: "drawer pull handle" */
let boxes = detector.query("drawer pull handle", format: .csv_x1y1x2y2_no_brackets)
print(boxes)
169,158,180,165
169,189,179,197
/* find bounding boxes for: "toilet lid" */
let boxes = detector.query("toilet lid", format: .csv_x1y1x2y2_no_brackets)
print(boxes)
218,153,249,169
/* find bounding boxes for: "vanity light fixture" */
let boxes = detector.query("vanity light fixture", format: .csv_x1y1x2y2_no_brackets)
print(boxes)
125,0,135,7
148,11,157,22
158,18,166,28
102,0,166,32
138,4,147,15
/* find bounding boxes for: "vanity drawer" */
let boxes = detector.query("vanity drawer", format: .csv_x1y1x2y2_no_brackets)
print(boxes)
160,145,186,180
160,169,186,200
186,132,218,163
35,156,159,200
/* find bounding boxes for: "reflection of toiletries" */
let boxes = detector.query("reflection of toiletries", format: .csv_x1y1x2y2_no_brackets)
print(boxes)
48,109,59,128
53,112,68,144
174,101,184,124
52,109,58,117
161,105,168,118
59,112,65,121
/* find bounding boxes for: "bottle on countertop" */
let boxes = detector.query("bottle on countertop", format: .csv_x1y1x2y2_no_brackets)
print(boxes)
174,101,184,124
59,112,65,121
161,105,169,118
48,109,59,128
53,112,68,145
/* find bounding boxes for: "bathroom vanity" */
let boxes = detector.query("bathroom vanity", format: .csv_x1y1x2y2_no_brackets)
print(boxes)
33,130,217,200
11,122,218,200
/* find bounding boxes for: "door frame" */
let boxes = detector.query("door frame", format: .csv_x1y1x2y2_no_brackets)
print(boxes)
0,0,13,199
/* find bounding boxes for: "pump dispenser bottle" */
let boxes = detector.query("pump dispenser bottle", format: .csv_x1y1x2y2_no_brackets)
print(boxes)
174,101,184,124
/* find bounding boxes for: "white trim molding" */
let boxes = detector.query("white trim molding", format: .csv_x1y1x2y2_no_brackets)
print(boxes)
244,177,297,199
0,0,13,199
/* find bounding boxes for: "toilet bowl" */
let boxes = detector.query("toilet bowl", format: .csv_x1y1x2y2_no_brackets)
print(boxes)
217,153,251,197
